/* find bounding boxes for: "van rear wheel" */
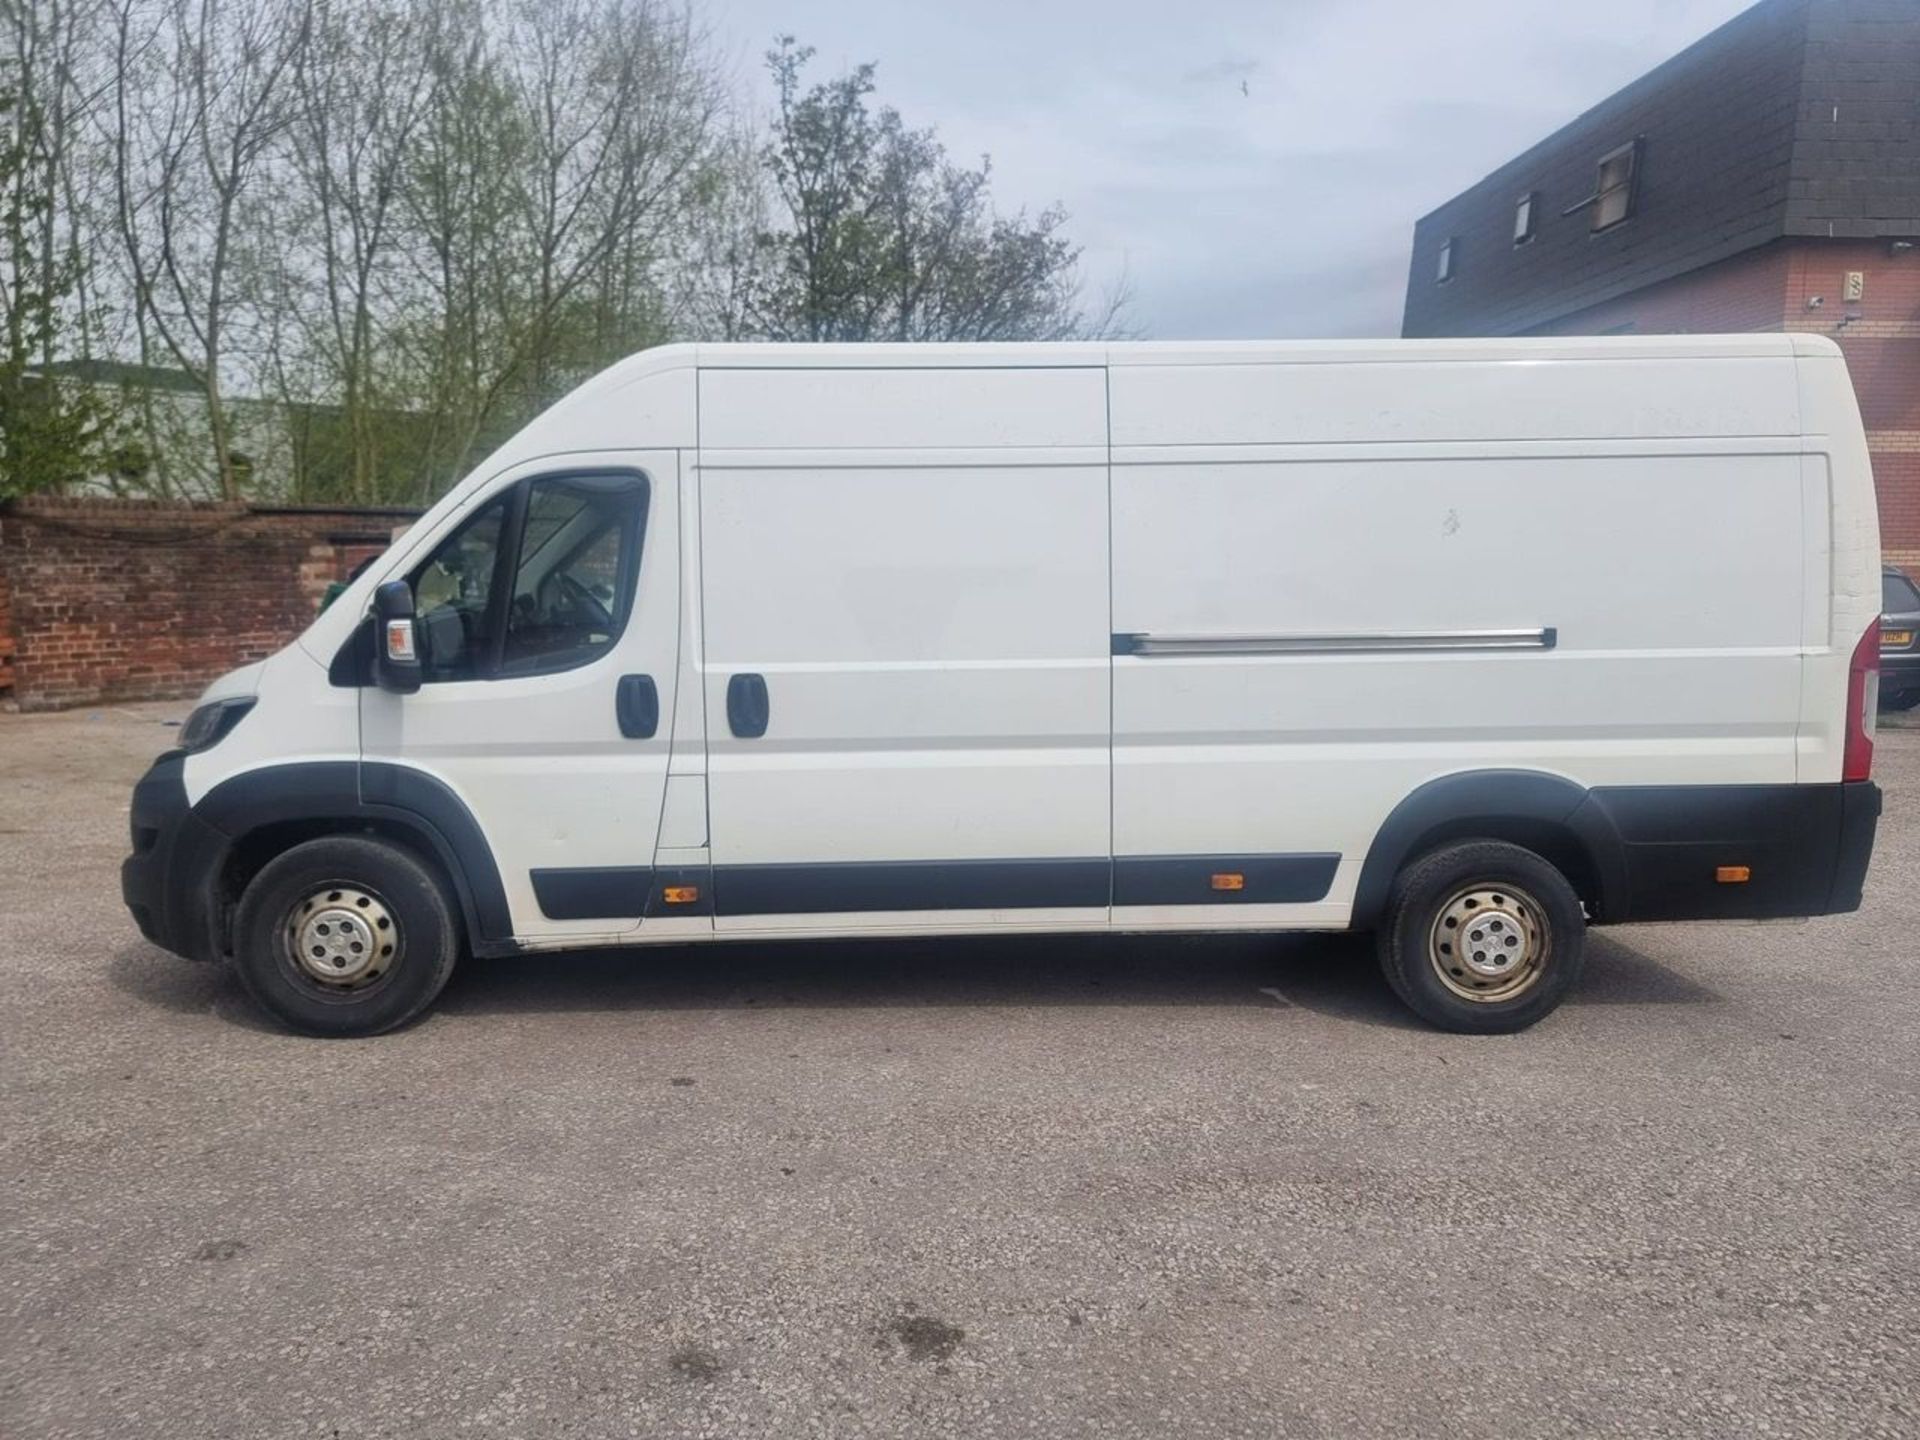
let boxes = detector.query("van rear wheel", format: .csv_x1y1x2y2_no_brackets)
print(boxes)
1377,840,1585,1034
230,836,460,1036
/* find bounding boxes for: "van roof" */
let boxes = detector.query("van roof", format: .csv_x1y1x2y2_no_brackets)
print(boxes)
600,333,1829,377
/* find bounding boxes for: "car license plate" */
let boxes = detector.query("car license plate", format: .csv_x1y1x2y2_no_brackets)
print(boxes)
1882,629,1914,648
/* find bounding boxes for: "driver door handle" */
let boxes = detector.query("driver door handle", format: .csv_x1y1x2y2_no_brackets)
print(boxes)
616,674,659,739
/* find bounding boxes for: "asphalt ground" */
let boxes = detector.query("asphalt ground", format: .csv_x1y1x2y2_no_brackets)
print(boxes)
2,701,1916,1438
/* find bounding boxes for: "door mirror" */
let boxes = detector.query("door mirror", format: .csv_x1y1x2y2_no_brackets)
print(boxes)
372,579,422,694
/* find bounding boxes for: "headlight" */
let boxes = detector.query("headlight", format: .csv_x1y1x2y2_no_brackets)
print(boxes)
179,697,257,753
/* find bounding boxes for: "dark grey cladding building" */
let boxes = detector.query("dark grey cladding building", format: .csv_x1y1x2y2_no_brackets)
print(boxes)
1402,0,1920,340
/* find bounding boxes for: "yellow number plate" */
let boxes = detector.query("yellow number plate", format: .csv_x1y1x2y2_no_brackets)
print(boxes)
1882,629,1914,648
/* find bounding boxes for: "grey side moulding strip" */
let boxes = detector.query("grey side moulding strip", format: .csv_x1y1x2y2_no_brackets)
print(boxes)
1111,628,1556,657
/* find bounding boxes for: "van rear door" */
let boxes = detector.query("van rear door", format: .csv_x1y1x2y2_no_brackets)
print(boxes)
695,363,1112,931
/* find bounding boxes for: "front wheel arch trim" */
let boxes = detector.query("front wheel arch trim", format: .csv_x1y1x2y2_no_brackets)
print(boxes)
194,761,514,953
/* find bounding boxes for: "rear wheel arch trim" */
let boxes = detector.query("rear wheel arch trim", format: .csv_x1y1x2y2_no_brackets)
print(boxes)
194,761,513,949
1352,769,1628,927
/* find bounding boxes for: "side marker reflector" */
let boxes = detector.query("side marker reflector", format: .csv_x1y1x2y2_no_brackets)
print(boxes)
1210,872,1246,892
662,886,701,905
1715,866,1750,884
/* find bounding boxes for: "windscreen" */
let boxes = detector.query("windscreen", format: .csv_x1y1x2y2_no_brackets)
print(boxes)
1883,572,1920,614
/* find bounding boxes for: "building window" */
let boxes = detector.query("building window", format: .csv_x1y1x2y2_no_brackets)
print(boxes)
1436,237,1455,284
1591,141,1638,231
1513,192,1537,244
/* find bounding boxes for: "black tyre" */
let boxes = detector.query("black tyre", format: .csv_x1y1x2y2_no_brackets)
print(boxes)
1377,839,1585,1034
1880,687,1920,713
230,835,460,1036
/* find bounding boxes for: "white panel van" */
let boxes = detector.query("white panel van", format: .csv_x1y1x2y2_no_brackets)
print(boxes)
122,337,1884,1036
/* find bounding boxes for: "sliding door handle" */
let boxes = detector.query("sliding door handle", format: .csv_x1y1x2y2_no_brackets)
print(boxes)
727,673,769,738
615,673,659,739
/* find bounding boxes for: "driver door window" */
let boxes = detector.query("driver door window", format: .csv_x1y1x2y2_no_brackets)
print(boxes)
413,496,507,682
409,472,648,683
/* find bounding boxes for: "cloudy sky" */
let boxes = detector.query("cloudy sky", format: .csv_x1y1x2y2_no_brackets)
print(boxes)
711,0,1757,339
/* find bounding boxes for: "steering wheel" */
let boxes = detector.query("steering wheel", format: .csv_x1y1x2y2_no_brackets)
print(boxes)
546,572,612,630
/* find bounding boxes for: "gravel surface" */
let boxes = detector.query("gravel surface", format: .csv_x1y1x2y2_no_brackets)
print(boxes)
2,702,1916,1439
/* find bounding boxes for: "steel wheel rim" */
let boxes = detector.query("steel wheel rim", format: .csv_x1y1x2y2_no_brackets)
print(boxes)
1427,882,1549,1003
284,884,400,993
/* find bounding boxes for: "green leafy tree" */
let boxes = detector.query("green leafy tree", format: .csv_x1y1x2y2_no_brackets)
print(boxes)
10,5,1122,507
0,75,107,498
739,38,1125,343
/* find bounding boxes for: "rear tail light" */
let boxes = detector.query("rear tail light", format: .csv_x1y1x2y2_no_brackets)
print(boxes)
1844,620,1880,782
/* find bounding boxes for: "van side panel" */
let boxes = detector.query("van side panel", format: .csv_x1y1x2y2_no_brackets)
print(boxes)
696,367,1113,931
1109,354,1809,927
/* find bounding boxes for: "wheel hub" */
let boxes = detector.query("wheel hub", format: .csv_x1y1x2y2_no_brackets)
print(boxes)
287,886,397,989
1427,884,1547,1003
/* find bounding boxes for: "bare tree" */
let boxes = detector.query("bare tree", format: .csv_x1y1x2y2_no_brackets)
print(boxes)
44,4,1118,505
670,126,771,341
276,0,431,501
1,0,116,497
107,0,308,500
399,0,721,491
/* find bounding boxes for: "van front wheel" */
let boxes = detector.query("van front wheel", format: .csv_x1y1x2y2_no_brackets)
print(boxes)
230,836,461,1036
1377,840,1585,1034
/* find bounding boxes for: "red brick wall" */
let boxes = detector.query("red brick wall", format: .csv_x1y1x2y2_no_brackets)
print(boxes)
1529,237,1920,568
0,498,419,711
1875,446,1920,572
1785,242,1920,565
0,555,13,694
1527,243,1796,337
